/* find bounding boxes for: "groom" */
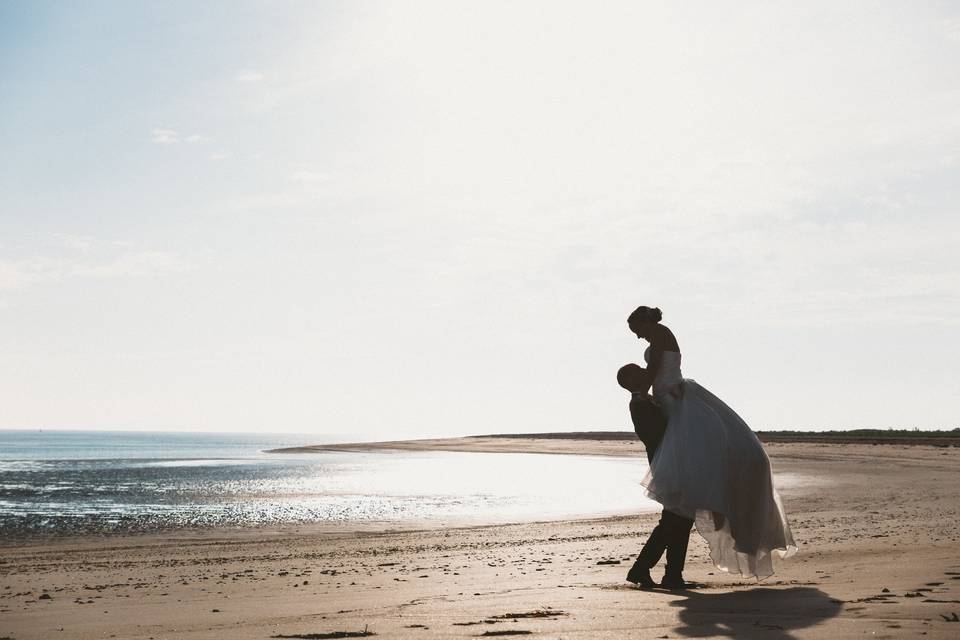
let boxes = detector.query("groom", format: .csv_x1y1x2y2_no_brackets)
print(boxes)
617,363,694,589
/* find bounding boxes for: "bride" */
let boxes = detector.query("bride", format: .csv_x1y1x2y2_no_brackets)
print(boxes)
627,305,797,579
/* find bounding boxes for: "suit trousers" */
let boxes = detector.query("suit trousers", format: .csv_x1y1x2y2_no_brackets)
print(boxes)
636,509,695,578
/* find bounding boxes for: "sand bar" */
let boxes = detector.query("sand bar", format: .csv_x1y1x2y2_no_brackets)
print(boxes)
2,440,959,639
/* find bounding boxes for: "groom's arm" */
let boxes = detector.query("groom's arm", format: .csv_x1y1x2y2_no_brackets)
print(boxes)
630,395,666,463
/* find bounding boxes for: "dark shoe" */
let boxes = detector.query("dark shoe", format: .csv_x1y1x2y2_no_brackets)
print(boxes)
626,565,656,588
660,574,690,590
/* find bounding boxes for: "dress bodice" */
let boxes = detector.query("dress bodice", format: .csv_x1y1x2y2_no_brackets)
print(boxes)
644,346,683,398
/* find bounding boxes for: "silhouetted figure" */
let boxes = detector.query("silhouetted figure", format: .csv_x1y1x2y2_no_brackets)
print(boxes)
617,363,694,589
625,305,797,581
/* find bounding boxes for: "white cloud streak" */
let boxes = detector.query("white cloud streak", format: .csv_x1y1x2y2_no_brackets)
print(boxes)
150,129,210,145
237,70,264,83
150,128,180,144
0,246,193,292
289,170,329,184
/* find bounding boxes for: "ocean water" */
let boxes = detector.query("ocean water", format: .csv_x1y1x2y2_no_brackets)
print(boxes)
0,430,661,538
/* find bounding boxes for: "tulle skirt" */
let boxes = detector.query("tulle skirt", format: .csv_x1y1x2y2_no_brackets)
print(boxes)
642,379,797,579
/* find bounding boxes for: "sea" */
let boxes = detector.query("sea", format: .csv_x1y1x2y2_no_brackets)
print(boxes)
0,430,663,539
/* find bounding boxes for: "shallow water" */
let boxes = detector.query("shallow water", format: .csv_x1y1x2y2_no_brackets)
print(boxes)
0,430,661,537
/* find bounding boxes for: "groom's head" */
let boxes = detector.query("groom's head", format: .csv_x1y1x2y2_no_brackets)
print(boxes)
617,363,650,392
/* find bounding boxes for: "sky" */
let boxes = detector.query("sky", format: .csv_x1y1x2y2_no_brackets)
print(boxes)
1,1,958,439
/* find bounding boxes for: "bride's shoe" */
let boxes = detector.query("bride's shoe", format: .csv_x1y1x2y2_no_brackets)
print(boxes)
626,564,656,588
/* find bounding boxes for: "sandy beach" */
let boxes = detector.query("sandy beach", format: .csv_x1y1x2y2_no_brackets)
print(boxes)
3,439,960,639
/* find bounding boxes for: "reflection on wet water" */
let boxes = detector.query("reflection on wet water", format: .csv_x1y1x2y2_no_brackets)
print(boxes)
0,450,662,536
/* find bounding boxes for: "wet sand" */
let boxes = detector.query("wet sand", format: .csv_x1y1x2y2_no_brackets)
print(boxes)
2,441,960,639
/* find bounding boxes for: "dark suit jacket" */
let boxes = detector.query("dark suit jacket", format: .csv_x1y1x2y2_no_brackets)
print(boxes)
629,394,667,464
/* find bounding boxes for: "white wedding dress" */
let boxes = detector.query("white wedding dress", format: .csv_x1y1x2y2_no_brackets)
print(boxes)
641,348,797,579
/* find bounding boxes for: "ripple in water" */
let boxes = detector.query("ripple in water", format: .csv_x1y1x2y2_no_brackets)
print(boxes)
0,447,664,537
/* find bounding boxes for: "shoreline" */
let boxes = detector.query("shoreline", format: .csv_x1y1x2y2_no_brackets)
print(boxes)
267,431,960,456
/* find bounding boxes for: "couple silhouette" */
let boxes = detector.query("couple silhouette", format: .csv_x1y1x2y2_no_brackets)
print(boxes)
618,305,797,588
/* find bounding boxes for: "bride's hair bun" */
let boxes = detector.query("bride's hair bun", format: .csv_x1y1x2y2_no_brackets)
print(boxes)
628,305,663,324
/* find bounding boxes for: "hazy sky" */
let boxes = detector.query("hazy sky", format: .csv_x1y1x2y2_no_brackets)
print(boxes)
2,1,958,438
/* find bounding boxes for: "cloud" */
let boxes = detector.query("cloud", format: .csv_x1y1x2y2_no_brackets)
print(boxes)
208,152,230,161
69,251,192,278
150,129,209,145
945,17,960,41
51,233,95,252
237,70,264,83
150,128,180,144
0,261,38,291
216,191,305,214
290,170,329,184
0,246,193,292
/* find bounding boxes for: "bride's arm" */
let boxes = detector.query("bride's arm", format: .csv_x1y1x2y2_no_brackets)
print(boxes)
645,347,663,384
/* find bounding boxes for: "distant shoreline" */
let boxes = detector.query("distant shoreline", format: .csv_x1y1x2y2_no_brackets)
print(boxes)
268,428,960,454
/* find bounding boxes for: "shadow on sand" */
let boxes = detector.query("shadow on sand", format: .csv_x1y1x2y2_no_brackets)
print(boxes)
670,586,842,639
